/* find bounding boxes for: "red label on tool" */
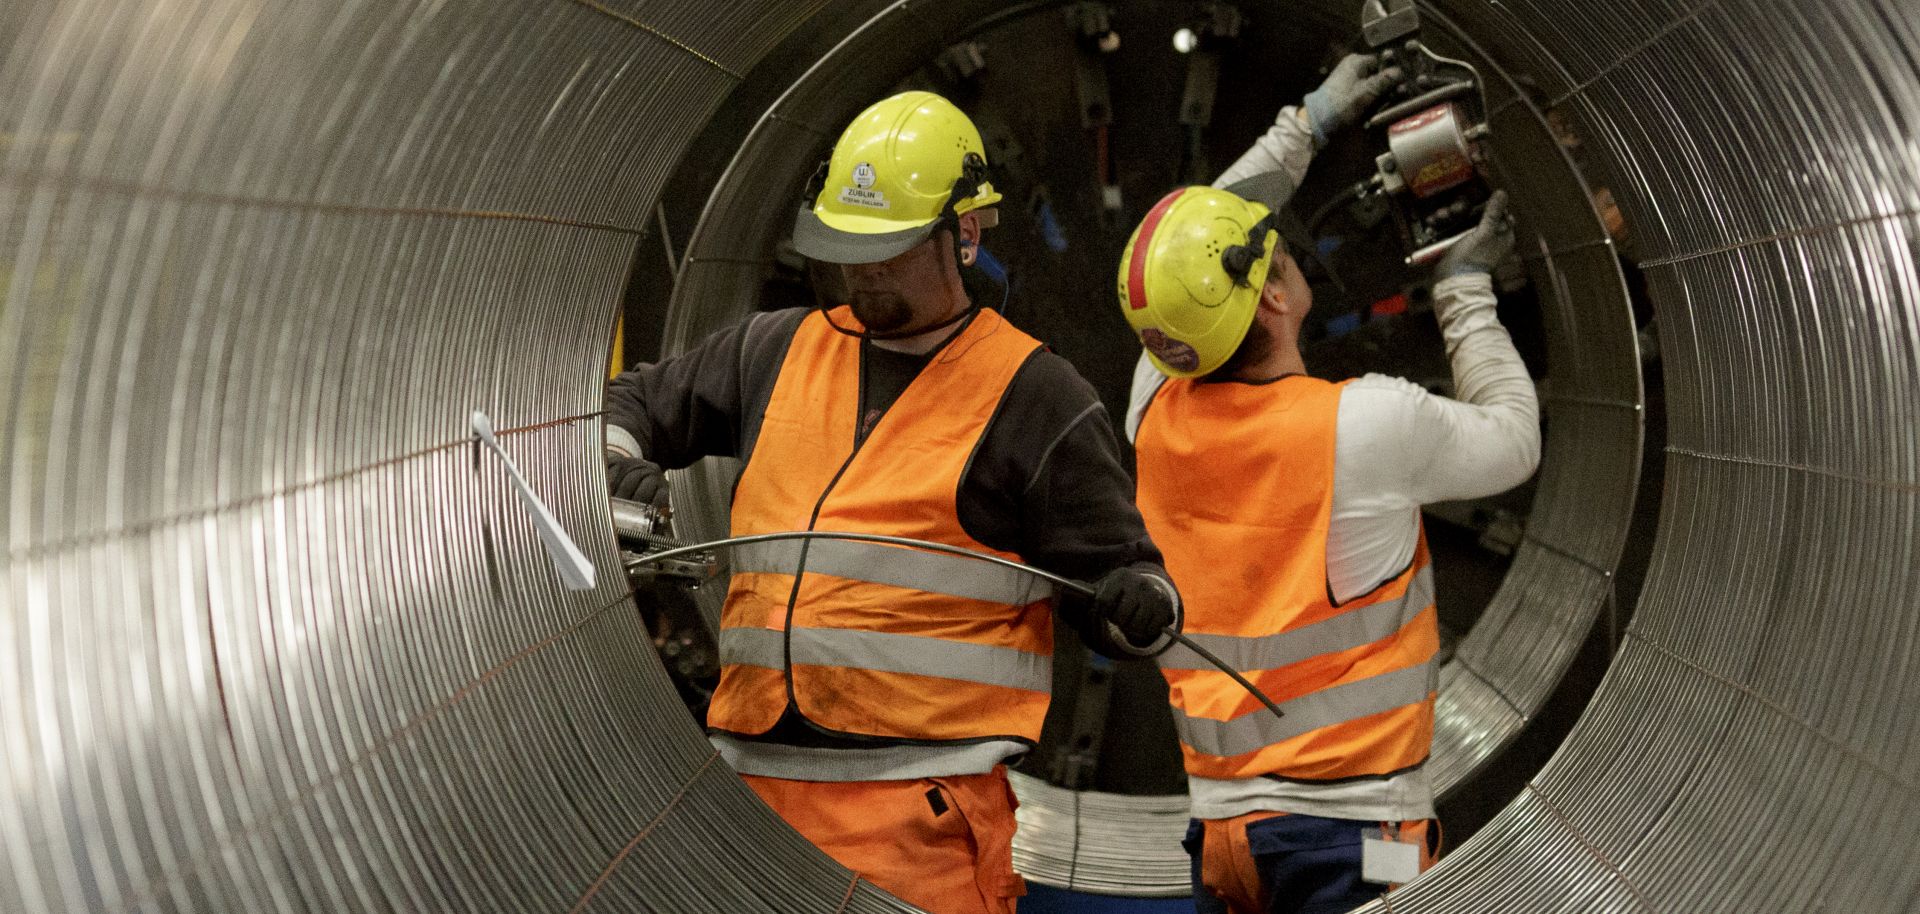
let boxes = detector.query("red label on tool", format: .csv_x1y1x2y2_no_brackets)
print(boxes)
1388,104,1453,136
1411,153,1473,196
1390,103,1476,197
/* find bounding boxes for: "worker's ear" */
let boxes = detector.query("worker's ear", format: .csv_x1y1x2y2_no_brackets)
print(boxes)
957,209,992,246
1262,247,1308,315
1260,270,1292,315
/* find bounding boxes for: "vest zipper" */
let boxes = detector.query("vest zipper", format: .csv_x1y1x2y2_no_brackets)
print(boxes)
776,324,996,745
780,443,863,729
778,339,884,736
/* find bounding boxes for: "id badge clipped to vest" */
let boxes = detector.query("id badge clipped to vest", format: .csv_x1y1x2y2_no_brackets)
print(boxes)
1360,823,1422,885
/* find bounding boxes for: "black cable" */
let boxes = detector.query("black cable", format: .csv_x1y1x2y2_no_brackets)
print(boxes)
629,529,1286,721
1306,179,1373,236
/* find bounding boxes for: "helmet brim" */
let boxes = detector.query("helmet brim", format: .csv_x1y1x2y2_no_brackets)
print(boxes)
791,207,939,265
1221,172,1296,212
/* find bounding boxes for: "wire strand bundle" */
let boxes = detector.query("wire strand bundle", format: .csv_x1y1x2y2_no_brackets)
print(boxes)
7,0,1919,912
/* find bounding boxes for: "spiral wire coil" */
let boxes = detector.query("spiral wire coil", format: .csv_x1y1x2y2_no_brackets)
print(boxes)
1007,772,1193,898
7,0,1920,912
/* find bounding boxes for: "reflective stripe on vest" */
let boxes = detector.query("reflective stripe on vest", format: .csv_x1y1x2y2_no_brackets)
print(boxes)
706,306,1055,744
1168,658,1437,758
722,627,1051,693
1158,567,1435,673
732,539,1058,606
1136,374,1439,781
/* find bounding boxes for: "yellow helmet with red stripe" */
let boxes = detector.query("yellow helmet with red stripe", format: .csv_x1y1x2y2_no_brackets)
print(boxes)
1116,186,1278,378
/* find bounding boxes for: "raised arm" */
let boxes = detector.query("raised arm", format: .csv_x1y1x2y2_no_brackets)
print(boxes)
1213,53,1401,208
1337,192,1540,509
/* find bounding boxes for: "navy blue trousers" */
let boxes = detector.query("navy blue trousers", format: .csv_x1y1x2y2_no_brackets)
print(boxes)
1182,813,1431,914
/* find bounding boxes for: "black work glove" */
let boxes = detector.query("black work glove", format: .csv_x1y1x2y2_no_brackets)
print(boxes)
606,451,669,507
1090,567,1177,657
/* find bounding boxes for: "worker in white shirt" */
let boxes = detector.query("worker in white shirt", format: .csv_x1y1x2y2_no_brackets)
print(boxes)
1117,53,1540,914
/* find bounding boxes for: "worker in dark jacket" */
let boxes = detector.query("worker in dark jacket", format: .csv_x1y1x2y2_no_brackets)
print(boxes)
604,91,1179,914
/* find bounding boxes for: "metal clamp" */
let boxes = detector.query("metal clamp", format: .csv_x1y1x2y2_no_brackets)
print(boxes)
611,496,720,585
621,547,719,585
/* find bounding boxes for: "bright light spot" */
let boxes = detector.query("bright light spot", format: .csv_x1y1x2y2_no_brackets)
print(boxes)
1173,28,1197,54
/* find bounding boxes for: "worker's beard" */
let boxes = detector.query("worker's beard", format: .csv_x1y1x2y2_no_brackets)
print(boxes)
849,289,915,334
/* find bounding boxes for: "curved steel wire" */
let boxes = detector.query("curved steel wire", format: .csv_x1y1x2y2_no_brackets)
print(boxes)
5,0,1919,912
629,529,1290,722
633,531,1095,596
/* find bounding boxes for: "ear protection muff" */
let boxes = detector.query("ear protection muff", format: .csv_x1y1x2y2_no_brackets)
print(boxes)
939,152,992,271
800,158,830,210
1220,212,1282,288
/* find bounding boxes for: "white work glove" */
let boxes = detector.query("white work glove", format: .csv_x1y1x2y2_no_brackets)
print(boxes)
1436,191,1516,279
1302,53,1404,145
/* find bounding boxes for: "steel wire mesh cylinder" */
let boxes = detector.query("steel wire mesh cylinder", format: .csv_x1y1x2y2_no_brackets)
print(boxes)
6,0,1920,912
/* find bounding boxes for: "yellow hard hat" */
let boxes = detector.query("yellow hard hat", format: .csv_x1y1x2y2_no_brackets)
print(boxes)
1117,186,1278,378
792,91,1003,265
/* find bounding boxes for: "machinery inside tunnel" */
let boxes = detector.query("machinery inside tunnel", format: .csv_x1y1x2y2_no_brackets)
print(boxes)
4,1,1916,912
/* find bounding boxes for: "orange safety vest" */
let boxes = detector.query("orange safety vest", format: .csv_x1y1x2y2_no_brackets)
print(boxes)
1135,375,1438,782
707,306,1057,745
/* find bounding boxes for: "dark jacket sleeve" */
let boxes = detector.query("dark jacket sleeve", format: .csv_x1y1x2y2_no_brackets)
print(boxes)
605,309,805,470
959,350,1175,657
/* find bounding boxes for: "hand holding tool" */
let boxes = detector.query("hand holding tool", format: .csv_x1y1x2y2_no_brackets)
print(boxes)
1434,189,1514,278
1090,566,1178,654
606,451,670,506
1303,53,1405,144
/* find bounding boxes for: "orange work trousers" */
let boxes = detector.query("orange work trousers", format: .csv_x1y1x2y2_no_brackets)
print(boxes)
741,766,1025,914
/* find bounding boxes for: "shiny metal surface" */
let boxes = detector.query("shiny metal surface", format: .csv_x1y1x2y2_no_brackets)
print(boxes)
5,0,1918,912
2,1,913,912
609,497,671,542
1371,0,1920,909
1007,771,1192,897
1387,102,1477,198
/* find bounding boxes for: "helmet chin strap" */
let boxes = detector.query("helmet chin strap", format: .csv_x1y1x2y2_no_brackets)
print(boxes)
814,153,992,342
869,302,980,342
821,290,980,342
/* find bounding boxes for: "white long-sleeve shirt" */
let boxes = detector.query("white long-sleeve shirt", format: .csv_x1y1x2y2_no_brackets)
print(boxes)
1127,276,1539,603
1214,104,1319,207
1125,107,1541,821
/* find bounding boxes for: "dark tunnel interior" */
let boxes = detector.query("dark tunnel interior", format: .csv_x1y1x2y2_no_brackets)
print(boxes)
631,0,1652,898
624,1,1654,865
5,0,1917,912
